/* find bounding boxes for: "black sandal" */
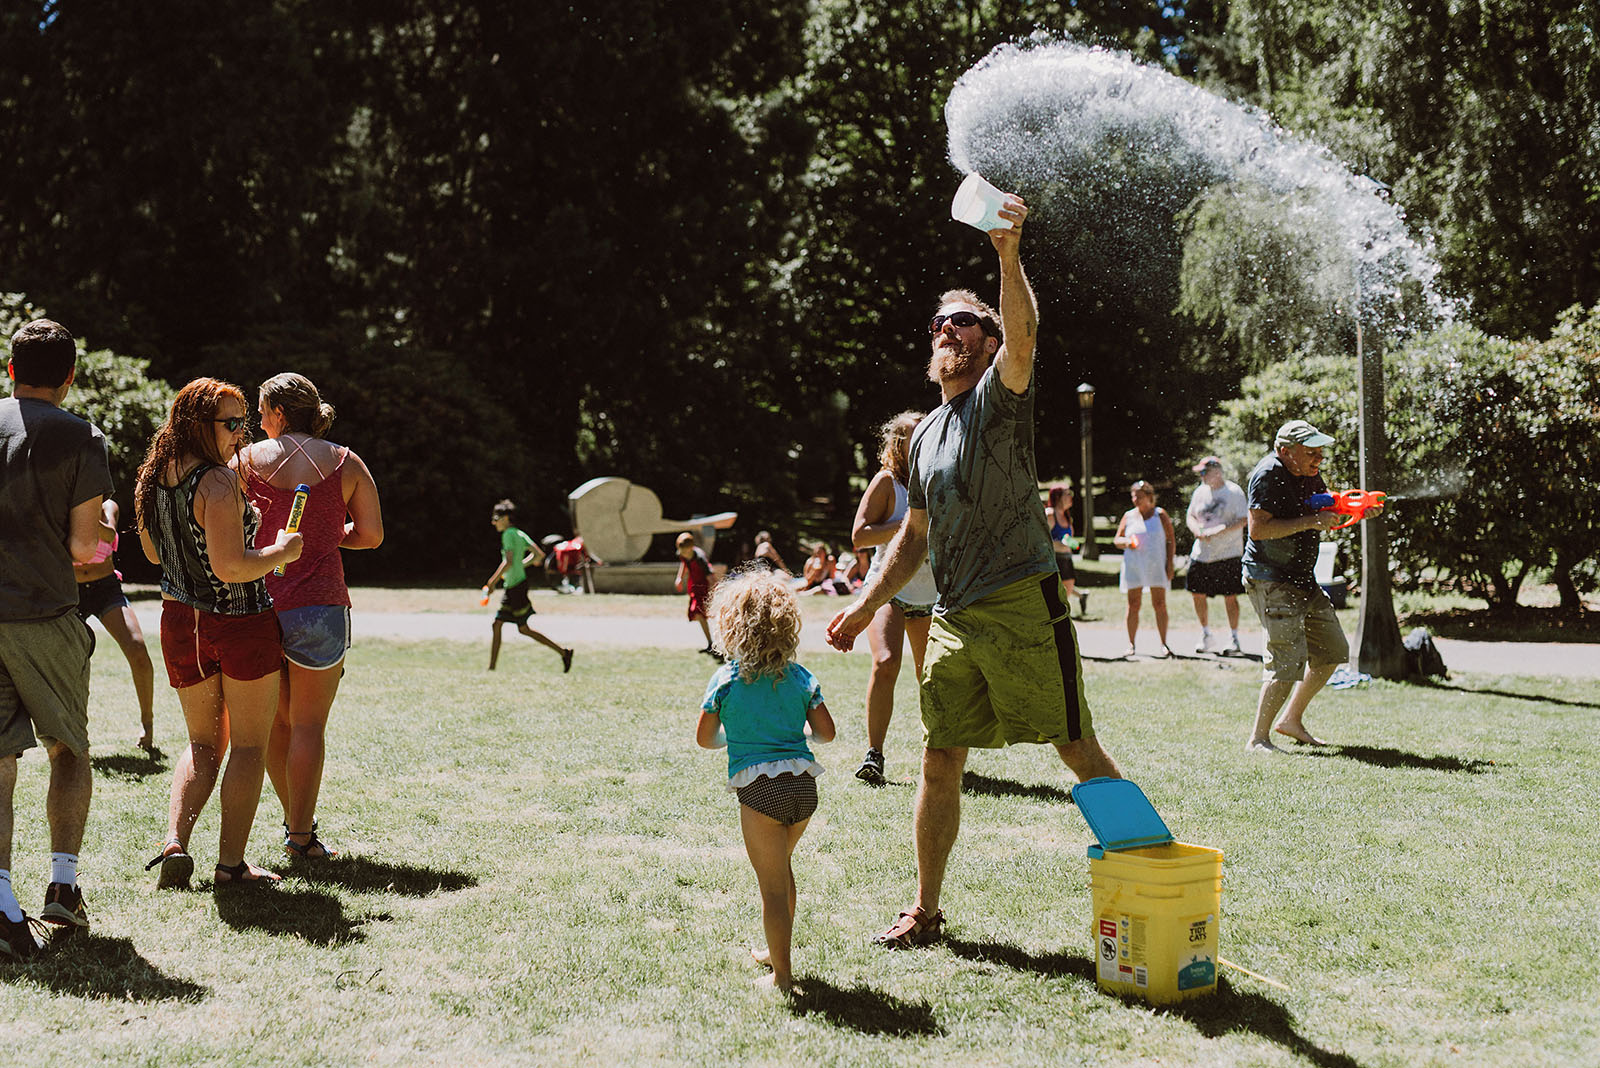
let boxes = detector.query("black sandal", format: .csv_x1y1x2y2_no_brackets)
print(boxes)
283,821,338,861
143,838,194,890
213,861,279,887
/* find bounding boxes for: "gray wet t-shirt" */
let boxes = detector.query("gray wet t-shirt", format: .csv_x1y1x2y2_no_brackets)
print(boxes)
906,364,1056,615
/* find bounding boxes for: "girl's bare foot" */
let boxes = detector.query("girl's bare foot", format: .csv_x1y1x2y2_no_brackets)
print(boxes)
1246,738,1283,754
750,946,772,968
137,725,155,752
754,972,797,995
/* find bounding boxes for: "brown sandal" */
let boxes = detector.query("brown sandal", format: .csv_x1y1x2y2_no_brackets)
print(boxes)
874,906,945,949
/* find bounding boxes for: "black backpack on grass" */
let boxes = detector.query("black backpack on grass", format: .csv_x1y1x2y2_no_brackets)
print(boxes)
1403,628,1449,679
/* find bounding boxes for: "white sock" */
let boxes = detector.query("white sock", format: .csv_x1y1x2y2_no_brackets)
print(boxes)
1201,627,1211,638
0,870,22,922
1231,630,1241,642
50,853,78,888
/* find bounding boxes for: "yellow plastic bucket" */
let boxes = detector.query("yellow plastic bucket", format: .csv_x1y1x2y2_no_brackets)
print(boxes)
1073,778,1223,1005
1089,841,1222,1004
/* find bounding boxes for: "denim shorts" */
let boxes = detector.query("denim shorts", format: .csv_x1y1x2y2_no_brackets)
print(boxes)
277,605,352,670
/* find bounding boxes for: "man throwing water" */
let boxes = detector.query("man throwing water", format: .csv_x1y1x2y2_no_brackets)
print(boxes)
827,185,1121,949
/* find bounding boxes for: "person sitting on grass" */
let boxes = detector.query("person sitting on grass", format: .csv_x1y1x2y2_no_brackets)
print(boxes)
797,542,836,593
482,499,572,673
674,530,719,659
696,568,836,995
750,530,790,576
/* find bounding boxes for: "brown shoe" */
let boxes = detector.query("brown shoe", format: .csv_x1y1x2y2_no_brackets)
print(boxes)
874,906,945,949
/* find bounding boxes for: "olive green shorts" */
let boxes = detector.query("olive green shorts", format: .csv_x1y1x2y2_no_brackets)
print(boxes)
0,611,95,758
919,572,1094,749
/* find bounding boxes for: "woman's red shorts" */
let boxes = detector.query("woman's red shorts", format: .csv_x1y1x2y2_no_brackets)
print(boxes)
160,600,283,688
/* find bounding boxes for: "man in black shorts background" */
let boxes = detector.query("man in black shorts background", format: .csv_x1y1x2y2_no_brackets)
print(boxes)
1184,456,1247,655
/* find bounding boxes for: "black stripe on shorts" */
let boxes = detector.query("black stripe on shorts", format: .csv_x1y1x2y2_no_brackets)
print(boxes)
1039,575,1084,741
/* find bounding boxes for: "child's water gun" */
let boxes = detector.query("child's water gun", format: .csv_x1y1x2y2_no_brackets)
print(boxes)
273,484,310,576
1306,489,1386,530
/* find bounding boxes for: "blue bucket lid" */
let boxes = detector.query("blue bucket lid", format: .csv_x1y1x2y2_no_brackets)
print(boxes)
1070,777,1174,857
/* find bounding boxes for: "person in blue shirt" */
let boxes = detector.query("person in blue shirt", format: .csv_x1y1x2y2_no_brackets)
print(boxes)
696,569,836,994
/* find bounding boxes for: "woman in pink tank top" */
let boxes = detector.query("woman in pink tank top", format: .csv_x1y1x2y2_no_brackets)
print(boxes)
235,373,384,861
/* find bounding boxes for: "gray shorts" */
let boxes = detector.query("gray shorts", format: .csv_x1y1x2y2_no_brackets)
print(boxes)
277,605,351,670
0,611,96,757
1245,578,1349,682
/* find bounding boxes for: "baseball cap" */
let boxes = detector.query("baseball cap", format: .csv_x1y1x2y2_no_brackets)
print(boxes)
1191,455,1222,472
1274,419,1334,448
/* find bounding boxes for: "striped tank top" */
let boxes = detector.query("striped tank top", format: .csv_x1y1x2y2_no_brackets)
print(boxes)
152,463,272,616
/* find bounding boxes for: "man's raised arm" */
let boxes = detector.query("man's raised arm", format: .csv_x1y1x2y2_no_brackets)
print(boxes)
991,193,1037,394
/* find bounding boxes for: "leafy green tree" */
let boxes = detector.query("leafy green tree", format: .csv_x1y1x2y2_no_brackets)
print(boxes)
1221,1,1600,341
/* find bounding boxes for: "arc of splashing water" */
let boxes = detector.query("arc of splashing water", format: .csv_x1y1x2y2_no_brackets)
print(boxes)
943,40,1452,328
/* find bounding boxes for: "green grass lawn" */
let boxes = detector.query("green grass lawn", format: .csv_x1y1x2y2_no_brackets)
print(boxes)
3,632,1597,1066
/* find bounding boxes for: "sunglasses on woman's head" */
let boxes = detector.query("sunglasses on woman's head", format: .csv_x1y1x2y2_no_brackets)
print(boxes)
211,417,248,432
929,310,991,335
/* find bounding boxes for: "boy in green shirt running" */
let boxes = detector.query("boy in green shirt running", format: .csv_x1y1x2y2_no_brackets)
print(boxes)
482,499,573,672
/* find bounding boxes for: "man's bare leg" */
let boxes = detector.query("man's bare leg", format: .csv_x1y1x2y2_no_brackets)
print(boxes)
1056,736,1122,782
1249,678,1295,751
45,742,92,856
0,755,15,874
1273,661,1338,745
912,746,967,916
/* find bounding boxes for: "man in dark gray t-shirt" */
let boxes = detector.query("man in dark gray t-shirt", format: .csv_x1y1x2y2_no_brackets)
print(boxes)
0,319,113,959
828,187,1121,951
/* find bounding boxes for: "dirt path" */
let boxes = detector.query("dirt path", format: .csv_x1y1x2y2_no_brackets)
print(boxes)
127,595,1600,679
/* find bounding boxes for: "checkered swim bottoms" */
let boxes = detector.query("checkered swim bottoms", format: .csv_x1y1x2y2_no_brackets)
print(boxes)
734,772,818,826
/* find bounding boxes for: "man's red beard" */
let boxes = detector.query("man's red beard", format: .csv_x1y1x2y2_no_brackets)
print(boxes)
927,337,985,384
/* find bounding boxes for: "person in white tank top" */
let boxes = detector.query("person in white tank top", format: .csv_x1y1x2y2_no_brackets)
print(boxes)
1113,481,1176,657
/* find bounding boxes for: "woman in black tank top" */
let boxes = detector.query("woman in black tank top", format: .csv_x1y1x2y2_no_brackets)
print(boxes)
134,378,304,888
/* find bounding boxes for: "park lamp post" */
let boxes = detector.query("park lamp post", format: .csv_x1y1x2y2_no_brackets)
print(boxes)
1078,383,1099,560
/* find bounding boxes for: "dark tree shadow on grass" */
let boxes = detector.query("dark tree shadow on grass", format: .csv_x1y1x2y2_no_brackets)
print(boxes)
5,931,206,1002
962,771,1074,805
946,941,1364,1068
272,856,478,897
1302,745,1496,773
91,749,168,781
1162,976,1366,1068
213,885,369,945
788,976,943,1036
1412,678,1600,710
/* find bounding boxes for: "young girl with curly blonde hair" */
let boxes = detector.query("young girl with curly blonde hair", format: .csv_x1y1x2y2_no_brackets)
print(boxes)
696,569,835,994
